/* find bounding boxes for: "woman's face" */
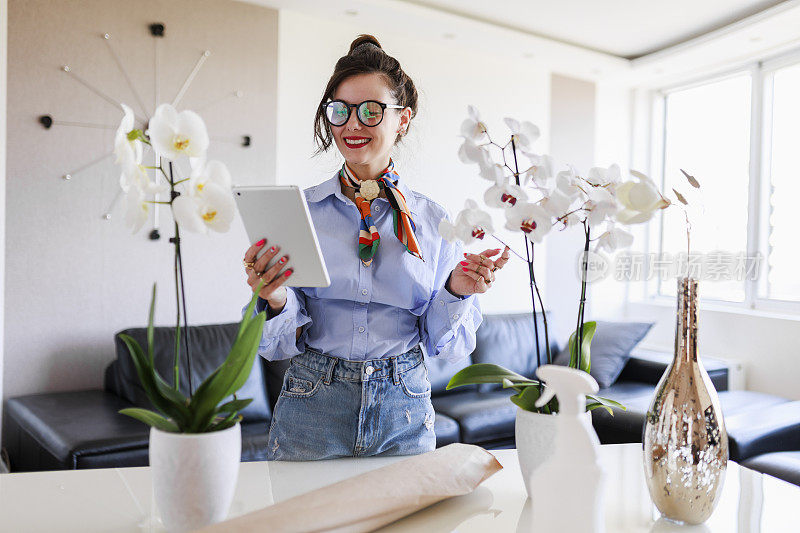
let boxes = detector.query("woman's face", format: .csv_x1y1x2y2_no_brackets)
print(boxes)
330,73,411,171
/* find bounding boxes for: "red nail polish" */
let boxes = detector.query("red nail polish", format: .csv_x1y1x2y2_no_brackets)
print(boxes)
256,239,266,247
463,252,468,257
459,261,468,266
462,267,469,272
284,270,292,277
269,246,276,253
279,256,287,264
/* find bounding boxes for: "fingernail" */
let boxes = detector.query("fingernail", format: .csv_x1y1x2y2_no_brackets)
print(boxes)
284,270,292,277
459,261,469,266
256,239,266,247
462,267,469,272
269,246,276,253
463,252,468,257
279,256,287,264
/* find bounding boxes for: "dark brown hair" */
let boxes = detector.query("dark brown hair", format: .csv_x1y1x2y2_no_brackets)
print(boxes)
313,34,418,154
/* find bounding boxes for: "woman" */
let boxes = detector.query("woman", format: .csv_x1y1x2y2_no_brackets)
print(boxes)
242,34,509,460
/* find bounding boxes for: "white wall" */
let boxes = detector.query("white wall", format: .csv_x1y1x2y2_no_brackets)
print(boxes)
3,0,278,401
275,9,553,317
0,0,8,460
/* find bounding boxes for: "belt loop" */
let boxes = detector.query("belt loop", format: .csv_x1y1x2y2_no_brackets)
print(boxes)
392,356,399,385
324,356,337,385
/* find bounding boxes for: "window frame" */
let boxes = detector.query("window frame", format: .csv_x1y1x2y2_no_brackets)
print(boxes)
642,47,800,315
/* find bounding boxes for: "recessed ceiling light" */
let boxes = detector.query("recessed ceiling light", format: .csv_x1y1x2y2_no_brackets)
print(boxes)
345,9,358,16
443,33,455,39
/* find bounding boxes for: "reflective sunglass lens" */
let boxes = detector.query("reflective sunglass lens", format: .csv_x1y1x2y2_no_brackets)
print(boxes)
358,102,383,126
326,102,348,126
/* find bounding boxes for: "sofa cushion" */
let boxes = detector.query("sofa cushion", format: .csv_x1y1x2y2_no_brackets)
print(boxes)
742,452,800,487
432,389,516,444
111,322,270,423
470,312,556,392
433,412,460,447
554,320,653,389
725,400,800,461
426,354,476,396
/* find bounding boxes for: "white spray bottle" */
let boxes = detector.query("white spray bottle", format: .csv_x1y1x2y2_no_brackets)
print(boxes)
528,365,606,533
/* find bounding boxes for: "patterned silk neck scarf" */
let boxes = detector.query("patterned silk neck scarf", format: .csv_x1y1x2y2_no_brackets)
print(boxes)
338,159,424,267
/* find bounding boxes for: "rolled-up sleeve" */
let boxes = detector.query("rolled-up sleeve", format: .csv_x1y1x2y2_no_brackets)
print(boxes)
241,288,313,361
420,225,483,363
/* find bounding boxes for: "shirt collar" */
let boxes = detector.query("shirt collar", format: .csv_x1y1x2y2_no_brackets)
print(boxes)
307,169,417,213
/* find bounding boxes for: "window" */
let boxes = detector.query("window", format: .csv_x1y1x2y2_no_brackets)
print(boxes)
650,52,800,310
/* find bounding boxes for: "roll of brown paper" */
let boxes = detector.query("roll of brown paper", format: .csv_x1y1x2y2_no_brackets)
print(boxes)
198,443,503,533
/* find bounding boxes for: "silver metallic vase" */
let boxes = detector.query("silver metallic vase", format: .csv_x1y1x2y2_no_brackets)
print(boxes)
643,277,728,524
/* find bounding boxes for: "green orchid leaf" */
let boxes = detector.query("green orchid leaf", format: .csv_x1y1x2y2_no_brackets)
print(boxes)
207,413,242,432
188,310,265,431
510,385,542,412
118,334,190,428
216,398,253,415
118,408,179,432
586,394,626,412
568,321,597,373
447,363,537,390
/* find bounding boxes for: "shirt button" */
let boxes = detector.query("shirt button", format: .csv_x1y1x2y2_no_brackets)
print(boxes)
440,301,446,306
452,314,460,320
361,289,368,295
359,326,365,333
365,366,374,375
374,205,381,212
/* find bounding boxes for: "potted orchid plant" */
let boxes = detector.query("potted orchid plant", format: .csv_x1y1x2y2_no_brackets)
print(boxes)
113,103,266,531
441,106,671,490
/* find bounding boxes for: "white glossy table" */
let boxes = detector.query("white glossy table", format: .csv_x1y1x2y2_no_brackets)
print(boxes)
0,444,798,532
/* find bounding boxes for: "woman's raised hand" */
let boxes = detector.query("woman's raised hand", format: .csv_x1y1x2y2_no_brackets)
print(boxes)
447,246,510,296
243,238,293,311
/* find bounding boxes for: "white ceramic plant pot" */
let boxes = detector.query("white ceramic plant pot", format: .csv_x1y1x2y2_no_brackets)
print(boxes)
515,408,591,498
149,422,241,533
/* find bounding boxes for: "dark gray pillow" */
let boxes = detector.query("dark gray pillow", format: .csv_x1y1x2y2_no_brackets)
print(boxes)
553,321,653,389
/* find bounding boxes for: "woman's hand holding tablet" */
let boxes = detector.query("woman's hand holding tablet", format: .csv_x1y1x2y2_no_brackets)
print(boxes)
243,238,293,314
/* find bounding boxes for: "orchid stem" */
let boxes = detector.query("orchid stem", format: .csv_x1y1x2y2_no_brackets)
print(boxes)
489,235,526,261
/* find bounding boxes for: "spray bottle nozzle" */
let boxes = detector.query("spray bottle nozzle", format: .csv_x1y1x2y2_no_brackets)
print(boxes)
535,386,556,408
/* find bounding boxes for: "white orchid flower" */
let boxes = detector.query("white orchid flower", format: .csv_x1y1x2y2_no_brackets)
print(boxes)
479,160,506,182
148,103,209,160
484,176,528,209
123,183,149,234
172,183,235,234
114,104,142,172
503,117,541,153
460,105,489,143
505,201,551,244
616,170,671,224
595,223,634,253
438,199,495,245
119,162,169,196
586,163,621,188
555,166,581,197
540,188,574,219
458,137,491,167
187,159,232,198
523,154,554,188
585,186,619,226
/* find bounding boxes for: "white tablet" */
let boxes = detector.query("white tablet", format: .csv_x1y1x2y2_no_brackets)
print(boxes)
233,185,331,288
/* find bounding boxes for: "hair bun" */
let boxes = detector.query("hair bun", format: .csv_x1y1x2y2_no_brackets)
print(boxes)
348,34,382,54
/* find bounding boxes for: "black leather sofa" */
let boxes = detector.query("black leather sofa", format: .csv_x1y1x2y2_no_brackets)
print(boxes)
5,313,800,487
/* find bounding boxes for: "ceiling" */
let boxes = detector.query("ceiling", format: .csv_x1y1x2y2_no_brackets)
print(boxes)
402,0,790,59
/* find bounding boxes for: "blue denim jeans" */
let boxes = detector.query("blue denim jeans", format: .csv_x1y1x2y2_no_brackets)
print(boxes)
266,344,436,461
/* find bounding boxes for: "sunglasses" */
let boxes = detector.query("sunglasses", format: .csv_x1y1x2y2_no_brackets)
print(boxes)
322,99,405,127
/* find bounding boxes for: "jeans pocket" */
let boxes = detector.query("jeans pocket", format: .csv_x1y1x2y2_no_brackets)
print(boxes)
398,361,432,399
280,361,324,399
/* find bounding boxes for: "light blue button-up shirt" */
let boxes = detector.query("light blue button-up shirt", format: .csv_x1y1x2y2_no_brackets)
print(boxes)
244,171,482,364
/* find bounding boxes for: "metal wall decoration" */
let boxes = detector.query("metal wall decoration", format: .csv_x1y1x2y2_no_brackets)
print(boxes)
39,22,252,240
